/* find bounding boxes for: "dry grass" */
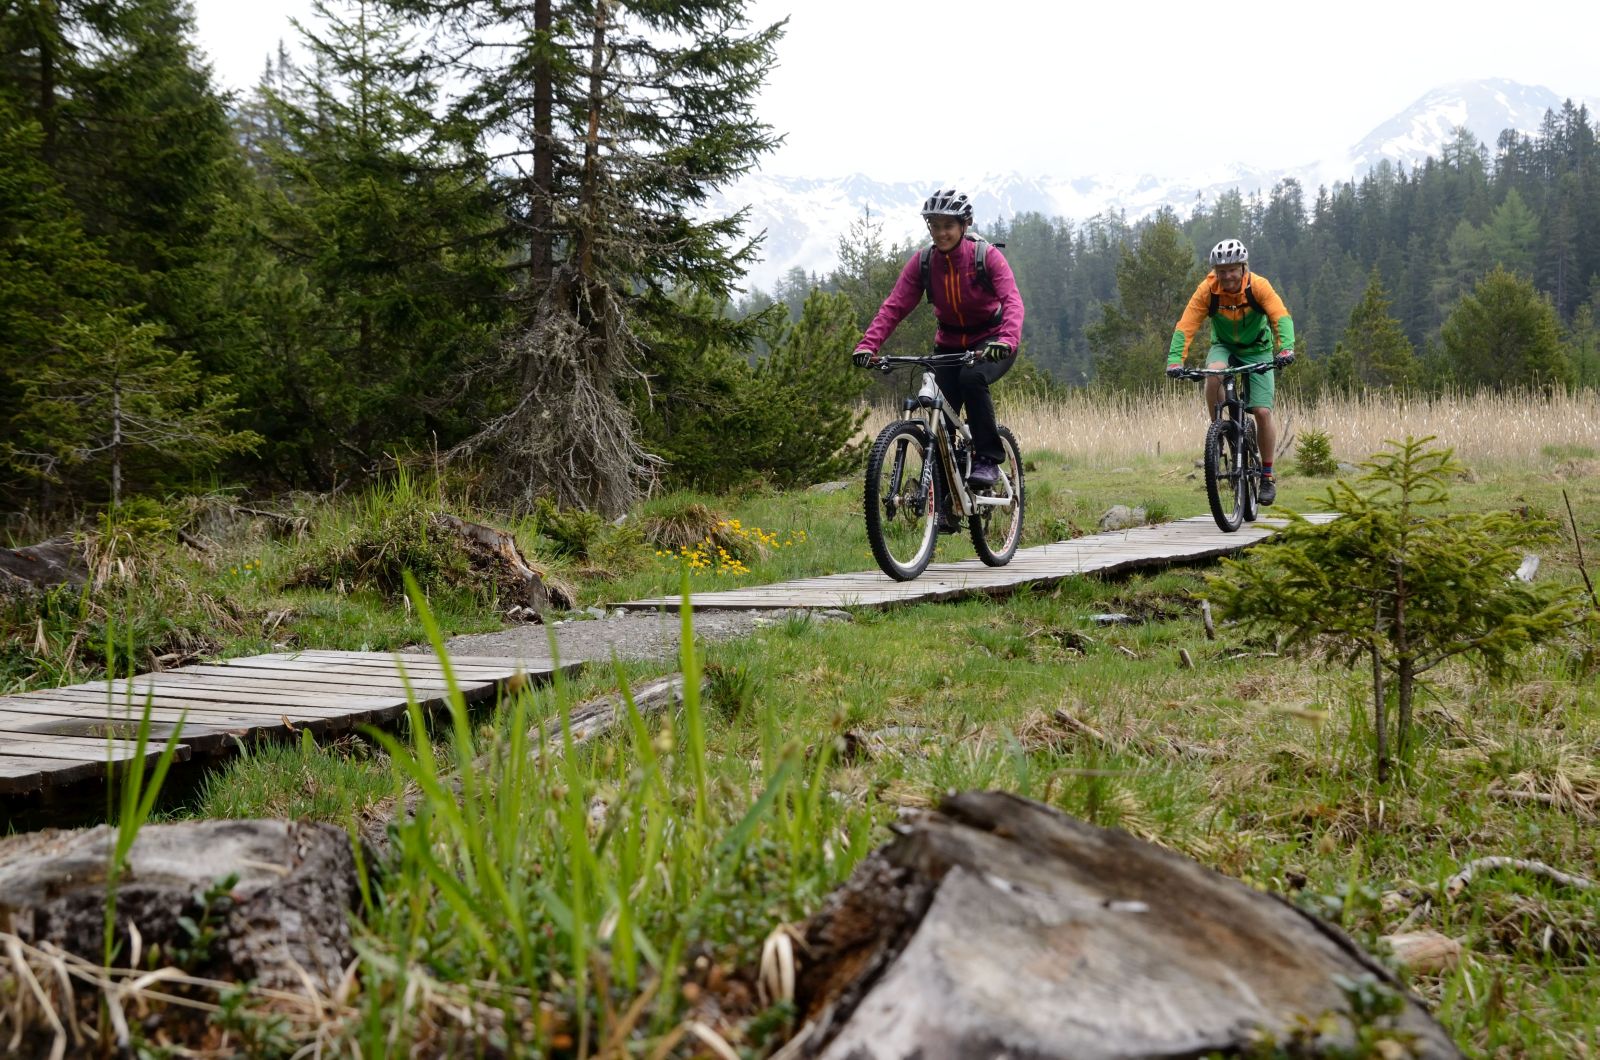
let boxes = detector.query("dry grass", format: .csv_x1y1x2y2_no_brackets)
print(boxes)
966,388,1600,468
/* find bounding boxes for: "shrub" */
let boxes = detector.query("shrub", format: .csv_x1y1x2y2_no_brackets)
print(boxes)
1293,429,1338,477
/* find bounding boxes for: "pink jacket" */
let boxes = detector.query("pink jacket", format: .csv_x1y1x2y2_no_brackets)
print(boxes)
858,237,1025,352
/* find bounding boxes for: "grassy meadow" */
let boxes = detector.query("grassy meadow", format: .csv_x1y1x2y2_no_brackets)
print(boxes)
3,389,1599,1057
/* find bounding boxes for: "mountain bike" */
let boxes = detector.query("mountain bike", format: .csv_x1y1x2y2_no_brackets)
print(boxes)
859,352,1024,581
1174,361,1280,533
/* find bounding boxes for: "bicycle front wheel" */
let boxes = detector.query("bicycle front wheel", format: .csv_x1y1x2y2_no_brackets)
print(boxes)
970,425,1024,566
865,420,940,581
1204,417,1244,532
1241,418,1261,523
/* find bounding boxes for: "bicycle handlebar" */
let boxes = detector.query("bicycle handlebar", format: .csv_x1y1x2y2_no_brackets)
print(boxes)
1173,361,1281,381
864,352,978,372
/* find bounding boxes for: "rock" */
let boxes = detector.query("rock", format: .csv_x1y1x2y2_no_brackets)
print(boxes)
807,480,854,495
1097,505,1146,532
817,609,854,623
1337,462,1361,474
584,605,607,619
1514,554,1540,583
1381,931,1463,975
0,535,87,596
0,819,362,995
1091,613,1134,625
778,792,1462,1059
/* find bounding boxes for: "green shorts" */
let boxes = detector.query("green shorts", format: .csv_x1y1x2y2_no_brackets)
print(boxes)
1205,344,1275,409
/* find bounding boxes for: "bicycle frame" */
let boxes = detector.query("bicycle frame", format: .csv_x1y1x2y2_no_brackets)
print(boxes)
884,355,1016,520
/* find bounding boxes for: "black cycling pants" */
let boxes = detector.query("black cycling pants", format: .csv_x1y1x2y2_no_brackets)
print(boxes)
933,349,1015,464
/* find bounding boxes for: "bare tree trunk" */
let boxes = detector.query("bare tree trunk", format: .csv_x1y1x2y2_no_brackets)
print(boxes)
1372,599,1388,784
529,0,553,290
111,378,123,508
1393,556,1412,759
34,0,58,166
578,0,607,281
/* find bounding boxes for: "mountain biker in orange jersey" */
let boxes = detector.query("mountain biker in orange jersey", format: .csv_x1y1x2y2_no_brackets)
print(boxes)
852,188,1026,487
1165,238,1296,505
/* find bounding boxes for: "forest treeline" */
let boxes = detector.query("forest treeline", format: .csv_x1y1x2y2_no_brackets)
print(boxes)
4,0,1597,523
751,112,1600,396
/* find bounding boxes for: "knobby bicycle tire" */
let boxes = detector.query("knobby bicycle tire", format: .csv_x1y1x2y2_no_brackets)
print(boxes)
1241,418,1261,523
970,425,1025,566
864,420,940,580
1204,418,1244,532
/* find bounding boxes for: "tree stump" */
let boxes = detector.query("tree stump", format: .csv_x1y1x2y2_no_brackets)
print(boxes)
783,791,1461,1059
0,819,361,996
432,513,574,615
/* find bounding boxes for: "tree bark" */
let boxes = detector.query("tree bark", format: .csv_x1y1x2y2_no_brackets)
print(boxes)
780,791,1462,1059
578,0,607,280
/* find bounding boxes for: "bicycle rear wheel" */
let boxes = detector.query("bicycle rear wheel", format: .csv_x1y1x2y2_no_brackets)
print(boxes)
1204,417,1244,532
865,420,940,580
970,425,1024,566
1241,418,1261,523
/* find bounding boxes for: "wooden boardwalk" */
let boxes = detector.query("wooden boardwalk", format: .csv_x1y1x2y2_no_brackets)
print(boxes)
4,513,1330,800
623,513,1337,611
0,650,575,797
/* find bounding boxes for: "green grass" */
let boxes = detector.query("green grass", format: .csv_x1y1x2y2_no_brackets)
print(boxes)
8,442,1600,1056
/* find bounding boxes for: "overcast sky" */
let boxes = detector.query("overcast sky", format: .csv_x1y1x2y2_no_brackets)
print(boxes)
190,0,1600,180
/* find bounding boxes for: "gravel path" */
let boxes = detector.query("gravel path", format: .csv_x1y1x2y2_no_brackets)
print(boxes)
419,607,850,666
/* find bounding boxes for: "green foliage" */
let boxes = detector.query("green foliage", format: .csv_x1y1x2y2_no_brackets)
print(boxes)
1088,212,1202,391
6,312,259,505
637,289,867,491
222,1,509,489
1340,269,1418,389
1440,268,1575,390
1209,436,1583,779
1294,429,1339,477
286,473,473,598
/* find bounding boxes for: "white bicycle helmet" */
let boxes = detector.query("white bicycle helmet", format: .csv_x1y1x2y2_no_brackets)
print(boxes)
1209,238,1248,266
921,188,974,225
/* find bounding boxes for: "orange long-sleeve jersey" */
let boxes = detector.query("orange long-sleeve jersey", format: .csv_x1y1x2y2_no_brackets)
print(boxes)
1167,271,1295,363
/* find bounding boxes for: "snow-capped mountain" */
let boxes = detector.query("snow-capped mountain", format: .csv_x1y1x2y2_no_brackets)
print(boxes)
714,79,1594,291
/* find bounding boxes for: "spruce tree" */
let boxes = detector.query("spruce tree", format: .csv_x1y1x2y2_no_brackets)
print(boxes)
233,0,509,486
1087,214,1201,392
378,0,783,515
1341,269,1418,389
1440,267,1574,390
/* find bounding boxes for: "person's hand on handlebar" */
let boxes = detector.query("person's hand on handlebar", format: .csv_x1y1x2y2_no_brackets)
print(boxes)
852,347,880,368
1165,362,1186,379
1274,349,1295,368
981,341,1012,363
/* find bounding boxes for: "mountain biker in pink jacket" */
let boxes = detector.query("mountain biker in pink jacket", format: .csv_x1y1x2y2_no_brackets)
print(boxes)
853,188,1025,487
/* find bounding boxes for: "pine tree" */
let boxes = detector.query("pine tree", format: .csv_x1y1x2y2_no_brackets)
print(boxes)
379,0,783,515
1088,214,1201,392
1440,267,1574,390
1342,269,1418,389
6,313,259,505
232,0,509,487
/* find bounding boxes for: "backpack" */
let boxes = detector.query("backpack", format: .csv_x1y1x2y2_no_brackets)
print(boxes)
918,234,1005,335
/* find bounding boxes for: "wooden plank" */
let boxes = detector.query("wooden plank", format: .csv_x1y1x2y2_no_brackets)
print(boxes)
0,737,188,766
0,753,114,791
0,755,47,793
0,729,193,754
183,660,464,691
0,705,244,749
96,675,409,706
269,649,545,668
266,651,552,676
121,669,463,700
9,688,381,726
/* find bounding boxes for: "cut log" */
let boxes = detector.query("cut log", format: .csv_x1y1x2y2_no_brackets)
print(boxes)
0,535,87,596
431,513,575,616
781,791,1462,1059
0,819,361,996
532,672,704,755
